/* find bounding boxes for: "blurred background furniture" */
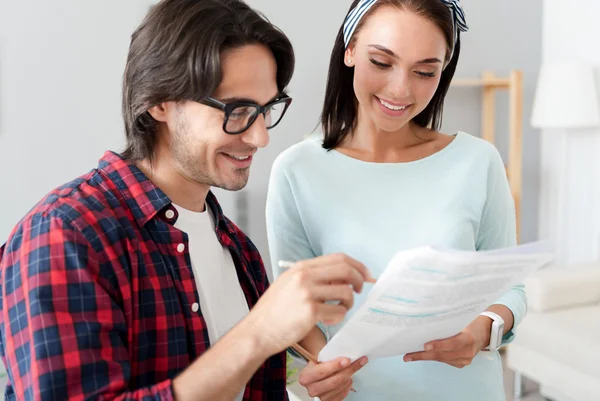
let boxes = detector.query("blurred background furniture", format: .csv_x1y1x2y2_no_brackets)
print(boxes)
506,264,600,401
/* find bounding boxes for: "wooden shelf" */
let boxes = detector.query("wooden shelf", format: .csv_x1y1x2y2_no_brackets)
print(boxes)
452,77,511,89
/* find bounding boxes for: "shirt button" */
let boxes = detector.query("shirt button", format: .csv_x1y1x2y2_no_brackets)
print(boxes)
165,209,175,219
191,303,199,313
177,243,185,253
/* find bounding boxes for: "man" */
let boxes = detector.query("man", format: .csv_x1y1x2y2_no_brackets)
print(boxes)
0,1,369,400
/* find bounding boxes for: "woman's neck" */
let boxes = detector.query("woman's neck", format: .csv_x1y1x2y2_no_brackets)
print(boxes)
339,111,438,163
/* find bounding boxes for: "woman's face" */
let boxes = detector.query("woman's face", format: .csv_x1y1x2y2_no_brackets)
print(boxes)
346,7,448,133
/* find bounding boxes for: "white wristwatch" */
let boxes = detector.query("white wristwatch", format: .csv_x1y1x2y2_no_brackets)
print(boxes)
480,311,504,351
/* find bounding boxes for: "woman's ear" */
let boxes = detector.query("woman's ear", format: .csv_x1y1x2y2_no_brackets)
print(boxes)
344,47,356,67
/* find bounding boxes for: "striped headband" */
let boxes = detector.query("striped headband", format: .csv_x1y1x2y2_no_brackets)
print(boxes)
343,0,469,49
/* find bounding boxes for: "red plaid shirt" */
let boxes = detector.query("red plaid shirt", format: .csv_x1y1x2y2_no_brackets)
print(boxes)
0,151,287,401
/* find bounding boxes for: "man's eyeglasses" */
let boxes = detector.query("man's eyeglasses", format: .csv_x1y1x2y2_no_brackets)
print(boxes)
200,96,293,135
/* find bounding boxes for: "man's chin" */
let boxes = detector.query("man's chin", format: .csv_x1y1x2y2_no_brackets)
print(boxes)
214,171,250,191
218,182,248,191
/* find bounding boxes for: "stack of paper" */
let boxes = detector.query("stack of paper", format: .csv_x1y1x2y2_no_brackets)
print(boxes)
318,242,554,362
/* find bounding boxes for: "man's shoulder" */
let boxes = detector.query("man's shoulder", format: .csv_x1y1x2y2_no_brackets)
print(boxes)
4,167,130,251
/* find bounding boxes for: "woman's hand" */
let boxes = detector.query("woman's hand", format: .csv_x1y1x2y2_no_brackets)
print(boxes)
403,316,492,369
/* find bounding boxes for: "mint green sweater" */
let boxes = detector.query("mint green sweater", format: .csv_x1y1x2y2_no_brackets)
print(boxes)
266,132,526,401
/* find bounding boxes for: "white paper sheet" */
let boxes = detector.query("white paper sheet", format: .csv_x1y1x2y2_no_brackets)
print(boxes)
318,242,554,362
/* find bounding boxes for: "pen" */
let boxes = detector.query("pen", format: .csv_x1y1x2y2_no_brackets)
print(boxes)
290,343,356,392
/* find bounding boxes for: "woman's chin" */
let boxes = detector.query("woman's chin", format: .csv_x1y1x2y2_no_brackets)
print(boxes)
372,116,413,133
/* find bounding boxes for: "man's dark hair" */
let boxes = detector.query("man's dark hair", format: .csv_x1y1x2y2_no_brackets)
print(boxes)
122,0,295,161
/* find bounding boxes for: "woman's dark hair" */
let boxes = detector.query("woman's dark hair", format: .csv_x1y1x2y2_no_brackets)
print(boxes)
122,0,295,161
321,0,460,150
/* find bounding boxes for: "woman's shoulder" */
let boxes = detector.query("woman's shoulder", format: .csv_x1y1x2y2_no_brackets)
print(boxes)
453,131,503,161
272,136,327,172
453,131,493,149
449,132,508,182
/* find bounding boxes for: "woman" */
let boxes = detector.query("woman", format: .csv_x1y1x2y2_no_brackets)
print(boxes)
266,0,526,400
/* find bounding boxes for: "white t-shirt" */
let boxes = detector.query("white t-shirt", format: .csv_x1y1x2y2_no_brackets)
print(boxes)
174,203,250,401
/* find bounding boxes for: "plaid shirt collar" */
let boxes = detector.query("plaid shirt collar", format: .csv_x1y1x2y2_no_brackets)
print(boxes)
98,151,230,231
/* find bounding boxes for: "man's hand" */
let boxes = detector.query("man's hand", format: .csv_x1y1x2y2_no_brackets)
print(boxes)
245,253,371,356
299,357,368,401
403,316,492,369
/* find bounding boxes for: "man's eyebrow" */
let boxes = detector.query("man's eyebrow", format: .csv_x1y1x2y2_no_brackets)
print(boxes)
218,93,281,105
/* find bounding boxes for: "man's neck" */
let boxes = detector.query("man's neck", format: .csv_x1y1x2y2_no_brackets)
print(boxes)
136,156,209,213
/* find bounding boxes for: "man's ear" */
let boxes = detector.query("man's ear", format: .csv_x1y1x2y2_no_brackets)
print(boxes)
147,103,170,123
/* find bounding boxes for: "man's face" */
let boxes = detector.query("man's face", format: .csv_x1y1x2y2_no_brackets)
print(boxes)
156,44,279,191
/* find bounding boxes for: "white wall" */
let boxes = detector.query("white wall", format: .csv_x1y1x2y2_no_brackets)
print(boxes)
0,1,149,241
538,0,600,264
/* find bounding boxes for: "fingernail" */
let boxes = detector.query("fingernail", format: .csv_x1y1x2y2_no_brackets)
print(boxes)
405,357,413,362
360,357,368,366
425,344,434,351
340,358,351,367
